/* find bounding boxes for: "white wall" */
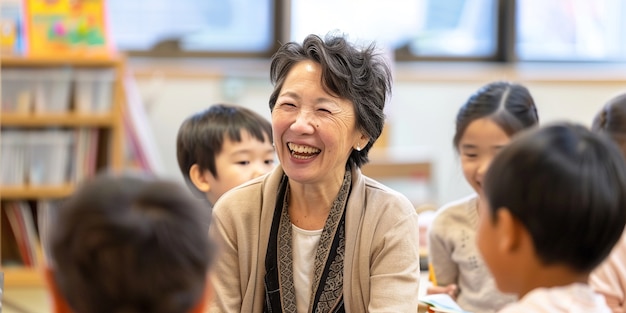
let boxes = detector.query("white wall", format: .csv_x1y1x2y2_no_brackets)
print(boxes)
131,60,626,207
135,75,274,181
391,79,626,206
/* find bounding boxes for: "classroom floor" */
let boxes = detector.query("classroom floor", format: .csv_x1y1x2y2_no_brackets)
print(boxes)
2,272,429,312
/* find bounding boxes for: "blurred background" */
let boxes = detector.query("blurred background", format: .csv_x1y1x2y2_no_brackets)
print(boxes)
2,0,626,311
105,0,626,206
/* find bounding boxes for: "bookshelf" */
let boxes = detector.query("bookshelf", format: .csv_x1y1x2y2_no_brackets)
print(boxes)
1,113,116,127
1,185,75,200
0,54,126,287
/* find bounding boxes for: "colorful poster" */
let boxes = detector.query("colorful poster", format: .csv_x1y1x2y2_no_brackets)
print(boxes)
23,0,113,57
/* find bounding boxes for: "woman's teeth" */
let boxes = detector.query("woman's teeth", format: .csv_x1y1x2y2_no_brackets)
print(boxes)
288,143,320,159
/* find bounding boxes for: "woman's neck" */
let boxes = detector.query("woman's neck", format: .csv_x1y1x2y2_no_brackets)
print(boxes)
287,174,345,230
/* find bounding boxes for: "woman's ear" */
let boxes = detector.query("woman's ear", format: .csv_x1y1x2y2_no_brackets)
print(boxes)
189,164,211,193
44,267,73,313
360,133,370,146
354,133,370,151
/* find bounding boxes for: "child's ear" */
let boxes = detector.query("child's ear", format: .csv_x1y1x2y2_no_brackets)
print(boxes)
495,208,523,253
44,267,73,313
189,274,214,313
189,164,211,193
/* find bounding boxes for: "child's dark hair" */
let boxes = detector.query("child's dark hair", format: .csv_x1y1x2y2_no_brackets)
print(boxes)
453,81,539,149
484,122,626,272
50,174,215,313
176,104,272,193
592,93,626,154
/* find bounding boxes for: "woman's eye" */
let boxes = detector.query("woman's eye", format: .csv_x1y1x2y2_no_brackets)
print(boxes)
318,108,331,113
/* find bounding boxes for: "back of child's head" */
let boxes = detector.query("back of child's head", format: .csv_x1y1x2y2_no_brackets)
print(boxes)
484,122,626,273
453,81,539,148
49,173,214,313
592,93,626,154
176,104,273,193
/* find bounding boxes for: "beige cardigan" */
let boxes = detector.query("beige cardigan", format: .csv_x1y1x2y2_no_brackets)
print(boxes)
208,165,421,312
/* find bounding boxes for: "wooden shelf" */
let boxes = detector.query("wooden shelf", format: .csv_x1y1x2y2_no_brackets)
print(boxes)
1,54,122,67
1,113,115,127
2,267,45,287
0,184,75,199
362,162,431,179
1,54,126,287
362,147,432,179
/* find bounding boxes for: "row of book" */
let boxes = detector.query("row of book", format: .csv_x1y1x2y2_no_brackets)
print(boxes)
0,129,99,186
1,68,115,114
1,200,60,268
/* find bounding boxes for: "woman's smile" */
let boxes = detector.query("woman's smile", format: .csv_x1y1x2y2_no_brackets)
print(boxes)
287,142,321,159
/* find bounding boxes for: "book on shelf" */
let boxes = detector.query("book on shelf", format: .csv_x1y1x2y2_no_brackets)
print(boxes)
0,129,102,188
0,0,25,56
122,70,164,173
37,200,62,265
69,128,99,183
2,201,41,268
1,209,20,265
1,200,61,269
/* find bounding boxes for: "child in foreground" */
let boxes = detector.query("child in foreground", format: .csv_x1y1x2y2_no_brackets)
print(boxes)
477,122,626,312
46,174,215,313
176,104,275,207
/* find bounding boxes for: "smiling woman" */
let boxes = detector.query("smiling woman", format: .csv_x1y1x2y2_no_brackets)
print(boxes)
270,60,366,189
208,33,422,313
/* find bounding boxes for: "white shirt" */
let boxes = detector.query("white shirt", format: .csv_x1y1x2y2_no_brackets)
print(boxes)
292,224,322,313
498,283,611,313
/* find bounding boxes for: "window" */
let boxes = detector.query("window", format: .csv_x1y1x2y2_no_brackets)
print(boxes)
290,0,421,47
107,0,278,57
395,0,499,59
105,0,626,62
516,0,626,61
290,0,501,61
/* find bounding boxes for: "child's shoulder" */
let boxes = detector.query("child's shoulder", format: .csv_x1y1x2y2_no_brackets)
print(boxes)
498,283,611,313
430,194,478,231
434,194,477,218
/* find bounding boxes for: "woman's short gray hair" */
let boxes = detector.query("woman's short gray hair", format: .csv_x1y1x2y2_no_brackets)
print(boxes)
269,33,392,167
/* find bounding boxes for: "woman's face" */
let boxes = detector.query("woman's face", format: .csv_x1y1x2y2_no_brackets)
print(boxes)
458,118,511,196
272,60,366,186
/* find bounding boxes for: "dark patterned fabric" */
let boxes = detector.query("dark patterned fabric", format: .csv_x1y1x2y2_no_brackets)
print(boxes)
264,169,351,313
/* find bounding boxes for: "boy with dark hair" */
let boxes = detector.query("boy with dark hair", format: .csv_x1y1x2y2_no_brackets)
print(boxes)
46,174,215,313
476,122,626,312
176,104,275,206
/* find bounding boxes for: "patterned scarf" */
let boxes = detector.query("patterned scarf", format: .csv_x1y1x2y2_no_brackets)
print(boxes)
264,169,351,313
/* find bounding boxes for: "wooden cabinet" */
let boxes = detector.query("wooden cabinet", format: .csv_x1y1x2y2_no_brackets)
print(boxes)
362,147,433,207
0,55,126,287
